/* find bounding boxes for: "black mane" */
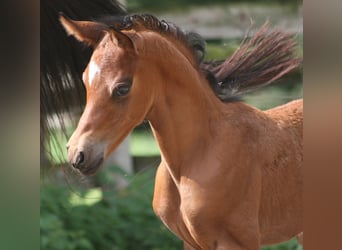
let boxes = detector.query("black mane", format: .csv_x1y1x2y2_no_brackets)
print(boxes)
98,14,207,64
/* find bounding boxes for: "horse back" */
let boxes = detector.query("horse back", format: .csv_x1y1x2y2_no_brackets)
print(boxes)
265,99,303,139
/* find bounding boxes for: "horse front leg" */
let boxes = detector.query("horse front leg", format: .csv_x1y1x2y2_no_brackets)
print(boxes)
153,164,199,248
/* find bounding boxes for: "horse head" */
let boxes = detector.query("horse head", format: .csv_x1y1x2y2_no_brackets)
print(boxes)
61,16,155,175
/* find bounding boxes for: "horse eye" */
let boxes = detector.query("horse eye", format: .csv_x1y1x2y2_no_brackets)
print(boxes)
113,82,132,97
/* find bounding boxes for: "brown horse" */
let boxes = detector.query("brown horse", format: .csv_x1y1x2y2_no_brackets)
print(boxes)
61,14,303,249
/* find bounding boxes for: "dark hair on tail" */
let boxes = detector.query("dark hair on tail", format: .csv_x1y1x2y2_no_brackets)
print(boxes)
201,22,302,101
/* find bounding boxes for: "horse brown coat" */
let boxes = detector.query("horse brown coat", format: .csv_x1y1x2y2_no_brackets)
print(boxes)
61,14,303,249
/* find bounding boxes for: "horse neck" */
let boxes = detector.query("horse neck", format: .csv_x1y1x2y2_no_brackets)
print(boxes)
144,44,223,182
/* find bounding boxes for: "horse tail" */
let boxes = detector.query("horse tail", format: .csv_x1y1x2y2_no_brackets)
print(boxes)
202,22,302,101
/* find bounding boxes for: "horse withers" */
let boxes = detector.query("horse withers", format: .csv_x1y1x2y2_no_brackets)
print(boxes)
60,14,302,249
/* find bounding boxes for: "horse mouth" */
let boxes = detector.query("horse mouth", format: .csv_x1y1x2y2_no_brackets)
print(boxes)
77,156,104,176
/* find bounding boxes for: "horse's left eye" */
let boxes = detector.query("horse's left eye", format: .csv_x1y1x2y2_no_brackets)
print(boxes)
113,82,132,97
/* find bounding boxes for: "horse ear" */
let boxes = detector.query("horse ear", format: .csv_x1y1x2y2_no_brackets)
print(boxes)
59,14,107,46
108,28,136,52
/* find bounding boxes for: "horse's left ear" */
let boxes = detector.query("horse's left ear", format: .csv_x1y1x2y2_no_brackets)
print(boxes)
59,14,107,46
107,27,136,52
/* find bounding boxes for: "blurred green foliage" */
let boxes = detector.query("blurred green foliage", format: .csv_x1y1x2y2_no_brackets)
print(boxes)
40,169,182,250
41,168,302,250
261,239,302,250
130,130,160,156
206,34,303,61
205,40,240,61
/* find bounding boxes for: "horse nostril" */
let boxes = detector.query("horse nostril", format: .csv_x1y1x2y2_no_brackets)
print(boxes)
66,145,70,151
72,151,85,169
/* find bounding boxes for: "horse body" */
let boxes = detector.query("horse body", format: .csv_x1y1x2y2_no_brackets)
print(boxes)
60,14,303,249
151,92,302,249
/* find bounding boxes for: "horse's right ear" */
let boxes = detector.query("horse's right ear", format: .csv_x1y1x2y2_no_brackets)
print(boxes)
59,14,107,47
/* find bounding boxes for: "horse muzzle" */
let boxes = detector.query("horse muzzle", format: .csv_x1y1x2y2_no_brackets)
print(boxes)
66,138,105,176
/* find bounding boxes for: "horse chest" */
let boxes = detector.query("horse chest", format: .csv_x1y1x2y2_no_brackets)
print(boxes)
154,167,230,249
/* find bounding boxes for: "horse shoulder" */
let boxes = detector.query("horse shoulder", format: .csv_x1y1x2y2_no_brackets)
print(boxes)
153,162,199,246
153,162,180,228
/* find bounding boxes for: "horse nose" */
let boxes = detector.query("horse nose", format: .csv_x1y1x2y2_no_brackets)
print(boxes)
72,151,85,169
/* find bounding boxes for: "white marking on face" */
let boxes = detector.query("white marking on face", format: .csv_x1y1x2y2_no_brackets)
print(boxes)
88,60,101,86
